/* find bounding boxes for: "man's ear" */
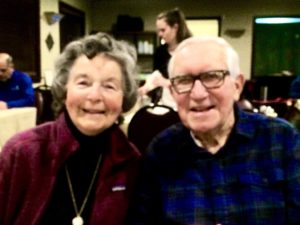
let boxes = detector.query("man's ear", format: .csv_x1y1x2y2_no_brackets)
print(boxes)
169,85,175,96
234,74,245,101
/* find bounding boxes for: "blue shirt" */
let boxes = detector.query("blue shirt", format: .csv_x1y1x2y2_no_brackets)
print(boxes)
290,76,300,98
0,70,34,108
127,107,300,225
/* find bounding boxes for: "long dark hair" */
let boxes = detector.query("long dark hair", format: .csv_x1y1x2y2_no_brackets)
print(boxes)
157,7,192,43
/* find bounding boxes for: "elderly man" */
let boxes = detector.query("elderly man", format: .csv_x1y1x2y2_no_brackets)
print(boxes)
126,37,300,225
0,53,34,109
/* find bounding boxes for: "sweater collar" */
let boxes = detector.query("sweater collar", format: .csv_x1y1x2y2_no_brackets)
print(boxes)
53,112,140,168
234,104,256,139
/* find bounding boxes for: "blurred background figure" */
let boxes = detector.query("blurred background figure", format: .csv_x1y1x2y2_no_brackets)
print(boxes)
0,53,34,109
138,7,192,108
289,75,300,99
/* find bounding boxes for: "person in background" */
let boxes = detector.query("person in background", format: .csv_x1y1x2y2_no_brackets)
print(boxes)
284,76,300,131
0,32,141,225
126,36,300,225
138,7,192,108
289,75,300,99
0,53,35,109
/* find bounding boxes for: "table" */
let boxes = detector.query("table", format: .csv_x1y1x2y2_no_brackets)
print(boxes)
251,98,292,118
0,107,37,150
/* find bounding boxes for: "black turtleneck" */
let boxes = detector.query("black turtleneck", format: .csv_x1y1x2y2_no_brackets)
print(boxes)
39,111,110,225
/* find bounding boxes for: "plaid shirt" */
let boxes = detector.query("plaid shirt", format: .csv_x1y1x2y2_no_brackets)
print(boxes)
127,107,300,225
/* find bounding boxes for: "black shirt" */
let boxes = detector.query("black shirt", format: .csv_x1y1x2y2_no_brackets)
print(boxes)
39,111,109,225
153,44,171,79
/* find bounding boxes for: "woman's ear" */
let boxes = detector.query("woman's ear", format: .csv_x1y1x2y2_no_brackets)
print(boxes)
173,23,179,32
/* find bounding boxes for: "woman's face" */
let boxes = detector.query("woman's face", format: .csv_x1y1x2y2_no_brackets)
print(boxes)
65,54,124,136
156,18,178,45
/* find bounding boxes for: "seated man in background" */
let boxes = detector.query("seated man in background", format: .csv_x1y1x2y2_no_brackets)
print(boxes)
289,75,300,99
0,53,34,109
126,36,300,225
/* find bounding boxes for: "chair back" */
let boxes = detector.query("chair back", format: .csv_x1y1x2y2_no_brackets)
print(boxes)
34,85,54,124
34,90,44,123
128,104,180,153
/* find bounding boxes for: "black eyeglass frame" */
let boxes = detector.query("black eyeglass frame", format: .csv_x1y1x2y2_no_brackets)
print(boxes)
0,68,8,73
170,70,230,94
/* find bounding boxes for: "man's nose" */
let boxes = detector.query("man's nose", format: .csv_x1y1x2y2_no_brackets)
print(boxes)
190,80,209,98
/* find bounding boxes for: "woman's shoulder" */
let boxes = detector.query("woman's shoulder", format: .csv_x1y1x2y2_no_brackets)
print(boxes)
1,118,74,161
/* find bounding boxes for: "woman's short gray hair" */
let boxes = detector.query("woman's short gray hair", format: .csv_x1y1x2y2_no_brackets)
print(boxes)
51,32,138,117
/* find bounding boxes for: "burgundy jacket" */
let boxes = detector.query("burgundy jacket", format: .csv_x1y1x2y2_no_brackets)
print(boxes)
0,114,141,225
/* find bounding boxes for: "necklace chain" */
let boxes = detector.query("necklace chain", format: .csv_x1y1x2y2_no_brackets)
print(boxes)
65,154,102,219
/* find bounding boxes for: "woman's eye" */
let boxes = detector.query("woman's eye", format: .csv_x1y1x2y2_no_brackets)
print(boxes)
76,80,89,86
104,83,117,90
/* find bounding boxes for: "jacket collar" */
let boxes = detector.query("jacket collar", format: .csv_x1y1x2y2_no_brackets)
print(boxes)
52,113,140,169
234,105,257,139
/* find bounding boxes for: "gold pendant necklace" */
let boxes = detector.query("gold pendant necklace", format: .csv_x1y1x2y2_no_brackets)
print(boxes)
65,154,102,225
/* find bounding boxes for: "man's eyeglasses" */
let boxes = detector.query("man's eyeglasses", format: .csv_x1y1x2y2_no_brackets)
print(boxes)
170,70,230,94
0,68,8,73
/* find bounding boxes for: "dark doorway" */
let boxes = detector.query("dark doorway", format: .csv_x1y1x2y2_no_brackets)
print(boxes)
0,0,40,82
59,2,85,51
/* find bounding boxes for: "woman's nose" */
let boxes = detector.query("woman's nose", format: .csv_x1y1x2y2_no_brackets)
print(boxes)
158,31,164,38
87,85,103,101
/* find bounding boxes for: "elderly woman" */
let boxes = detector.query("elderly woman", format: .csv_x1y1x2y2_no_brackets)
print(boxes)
0,32,141,225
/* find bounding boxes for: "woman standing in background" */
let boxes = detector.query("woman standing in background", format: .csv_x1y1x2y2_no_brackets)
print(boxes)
139,7,192,108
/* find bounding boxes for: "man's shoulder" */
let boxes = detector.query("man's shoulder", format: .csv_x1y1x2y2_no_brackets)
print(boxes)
11,70,33,83
143,123,198,175
146,123,191,158
13,69,29,76
237,109,297,138
153,123,188,144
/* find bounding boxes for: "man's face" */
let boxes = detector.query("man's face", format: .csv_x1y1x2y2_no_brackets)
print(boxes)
0,60,12,81
170,41,244,136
